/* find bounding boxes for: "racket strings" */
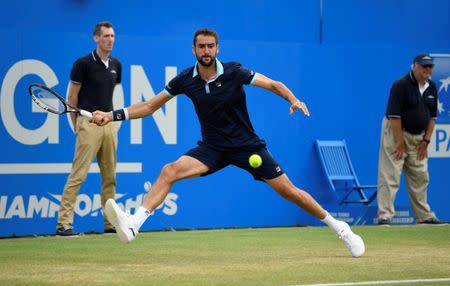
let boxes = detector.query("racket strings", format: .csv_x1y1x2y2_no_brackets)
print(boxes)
31,88,66,113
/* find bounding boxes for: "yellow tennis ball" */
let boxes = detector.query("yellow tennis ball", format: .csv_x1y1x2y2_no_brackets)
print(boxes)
249,154,262,168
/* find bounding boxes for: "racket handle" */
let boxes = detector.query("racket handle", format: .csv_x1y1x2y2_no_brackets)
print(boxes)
79,110,93,118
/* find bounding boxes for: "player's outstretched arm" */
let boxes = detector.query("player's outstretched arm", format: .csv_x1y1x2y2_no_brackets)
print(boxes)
127,91,173,119
92,91,173,125
251,73,310,117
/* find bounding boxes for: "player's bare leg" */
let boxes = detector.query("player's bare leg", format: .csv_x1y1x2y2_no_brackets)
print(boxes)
265,174,365,257
142,156,209,212
265,174,327,218
104,156,209,243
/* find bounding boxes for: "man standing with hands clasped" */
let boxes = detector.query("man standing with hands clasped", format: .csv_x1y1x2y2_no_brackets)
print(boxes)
377,54,444,225
91,28,365,257
56,21,122,236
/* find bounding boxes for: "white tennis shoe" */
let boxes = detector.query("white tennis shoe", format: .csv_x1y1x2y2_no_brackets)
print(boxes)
104,199,138,243
338,223,365,257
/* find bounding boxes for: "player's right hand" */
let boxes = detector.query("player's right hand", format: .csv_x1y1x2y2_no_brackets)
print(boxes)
92,111,112,126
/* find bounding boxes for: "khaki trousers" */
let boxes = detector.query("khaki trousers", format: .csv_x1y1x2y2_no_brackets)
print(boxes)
57,117,119,229
377,118,436,222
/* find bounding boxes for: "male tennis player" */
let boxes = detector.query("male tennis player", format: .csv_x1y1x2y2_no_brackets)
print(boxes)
91,28,365,257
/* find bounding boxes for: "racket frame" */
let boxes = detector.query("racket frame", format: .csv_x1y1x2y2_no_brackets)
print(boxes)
28,83,92,118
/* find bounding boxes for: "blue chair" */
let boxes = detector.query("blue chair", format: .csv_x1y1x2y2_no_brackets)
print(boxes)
315,140,377,205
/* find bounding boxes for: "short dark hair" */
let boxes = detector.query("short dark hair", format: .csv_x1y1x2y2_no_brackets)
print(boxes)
193,28,219,45
93,21,113,36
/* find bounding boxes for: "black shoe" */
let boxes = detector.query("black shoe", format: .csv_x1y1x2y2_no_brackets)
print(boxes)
418,218,446,225
104,228,116,234
56,225,79,236
377,218,391,225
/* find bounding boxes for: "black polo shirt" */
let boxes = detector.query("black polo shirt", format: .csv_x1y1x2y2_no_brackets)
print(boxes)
164,60,265,150
70,50,122,112
385,71,437,134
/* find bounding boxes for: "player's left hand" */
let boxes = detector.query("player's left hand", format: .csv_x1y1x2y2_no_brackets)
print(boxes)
290,100,310,117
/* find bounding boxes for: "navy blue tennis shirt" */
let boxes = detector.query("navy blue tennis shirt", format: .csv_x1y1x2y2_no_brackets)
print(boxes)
164,59,266,151
385,71,437,134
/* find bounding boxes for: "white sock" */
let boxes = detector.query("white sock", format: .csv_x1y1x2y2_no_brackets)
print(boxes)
321,212,346,234
133,206,151,230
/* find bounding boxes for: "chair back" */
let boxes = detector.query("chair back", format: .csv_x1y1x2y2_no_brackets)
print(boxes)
315,140,359,191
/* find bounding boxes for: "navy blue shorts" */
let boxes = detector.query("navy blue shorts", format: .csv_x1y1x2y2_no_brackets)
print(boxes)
184,144,284,181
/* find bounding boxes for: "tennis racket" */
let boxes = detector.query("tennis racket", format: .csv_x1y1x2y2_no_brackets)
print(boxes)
28,83,92,118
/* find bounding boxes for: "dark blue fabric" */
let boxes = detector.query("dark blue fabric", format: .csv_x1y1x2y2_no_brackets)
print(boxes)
185,144,284,181
70,50,122,112
385,72,437,134
165,61,264,150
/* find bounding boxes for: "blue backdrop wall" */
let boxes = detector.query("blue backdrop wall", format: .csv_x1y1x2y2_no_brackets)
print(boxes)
1,0,449,236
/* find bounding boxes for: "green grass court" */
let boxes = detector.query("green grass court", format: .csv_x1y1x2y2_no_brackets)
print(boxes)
0,225,449,286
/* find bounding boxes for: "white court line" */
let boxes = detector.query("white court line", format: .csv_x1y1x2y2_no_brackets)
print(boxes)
0,163,142,174
290,278,450,286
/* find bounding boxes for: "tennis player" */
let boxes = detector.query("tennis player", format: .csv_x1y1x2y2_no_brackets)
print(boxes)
91,28,365,257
